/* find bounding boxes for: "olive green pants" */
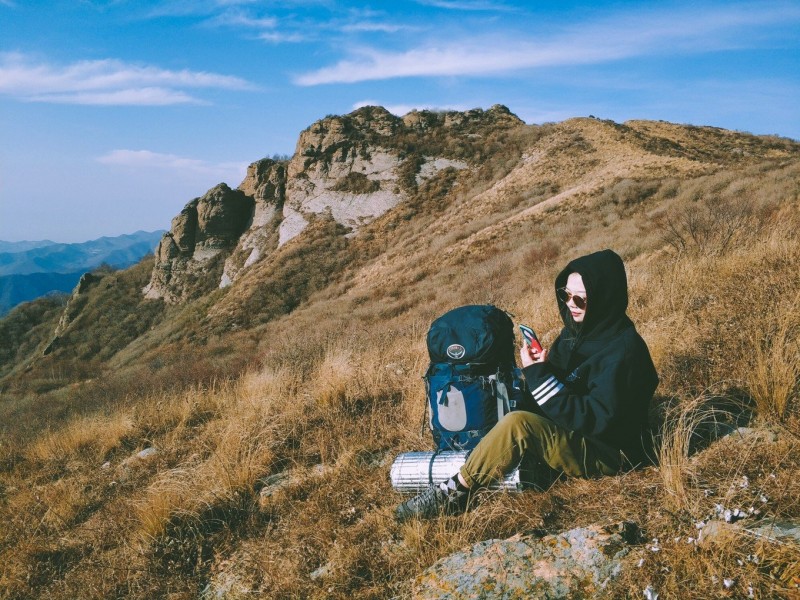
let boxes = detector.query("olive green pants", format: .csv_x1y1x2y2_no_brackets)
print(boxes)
459,411,621,489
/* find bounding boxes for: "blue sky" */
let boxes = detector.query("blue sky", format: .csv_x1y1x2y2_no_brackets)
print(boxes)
1,0,798,243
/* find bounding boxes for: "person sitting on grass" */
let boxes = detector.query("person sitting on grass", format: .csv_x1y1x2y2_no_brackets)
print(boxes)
396,248,659,521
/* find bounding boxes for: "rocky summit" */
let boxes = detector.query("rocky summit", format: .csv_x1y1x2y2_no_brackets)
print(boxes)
143,183,254,303
143,104,524,303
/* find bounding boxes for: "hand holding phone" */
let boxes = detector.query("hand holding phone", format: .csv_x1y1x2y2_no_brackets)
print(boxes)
519,324,543,353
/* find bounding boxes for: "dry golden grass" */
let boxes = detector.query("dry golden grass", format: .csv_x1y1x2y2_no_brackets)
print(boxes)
657,387,743,513
749,321,799,422
27,412,135,463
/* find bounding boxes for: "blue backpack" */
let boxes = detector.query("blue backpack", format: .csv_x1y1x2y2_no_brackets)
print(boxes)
424,305,520,451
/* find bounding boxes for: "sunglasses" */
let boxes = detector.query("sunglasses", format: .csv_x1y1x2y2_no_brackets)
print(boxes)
557,288,587,310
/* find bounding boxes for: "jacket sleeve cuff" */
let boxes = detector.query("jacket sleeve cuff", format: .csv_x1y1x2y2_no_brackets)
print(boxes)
522,364,564,407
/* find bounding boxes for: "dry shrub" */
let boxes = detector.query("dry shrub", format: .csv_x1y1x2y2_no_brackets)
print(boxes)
522,239,561,266
658,388,748,513
133,379,279,543
663,196,753,256
311,346,354,409
749,324,800,422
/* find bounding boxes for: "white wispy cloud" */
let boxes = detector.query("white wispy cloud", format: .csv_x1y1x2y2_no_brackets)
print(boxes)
0,53,254,105
144,0,259,18
258,31,308,43
30,88,201,106
155,2,417,45
341,21,412,33
296,3,800,85
206,10,277,29
97,149,248,179
415,0,511,11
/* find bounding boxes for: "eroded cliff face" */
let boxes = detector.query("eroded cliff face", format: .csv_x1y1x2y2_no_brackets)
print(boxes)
143,183,253,302
144,104,525,303
219,159,286,287
279,106,407,247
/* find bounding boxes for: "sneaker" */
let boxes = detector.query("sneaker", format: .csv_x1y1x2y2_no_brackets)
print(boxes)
395,483,468,522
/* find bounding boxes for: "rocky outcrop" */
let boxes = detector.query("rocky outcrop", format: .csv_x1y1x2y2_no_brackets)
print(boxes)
271,105,522,253
143,183,253,302
412,523,636,599
279,106,408,247
145,105,525,302
43,272,103,355
220,159,286,287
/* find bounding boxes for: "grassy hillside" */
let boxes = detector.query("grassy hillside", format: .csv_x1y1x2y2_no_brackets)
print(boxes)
0,117,798,599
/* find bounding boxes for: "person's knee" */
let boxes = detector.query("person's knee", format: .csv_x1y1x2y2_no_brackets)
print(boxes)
497,411,551,439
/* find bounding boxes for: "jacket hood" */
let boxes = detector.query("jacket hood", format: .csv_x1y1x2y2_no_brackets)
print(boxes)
554,249,632,342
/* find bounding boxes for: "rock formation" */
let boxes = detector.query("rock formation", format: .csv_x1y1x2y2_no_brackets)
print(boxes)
220,158,286,287
43,272,103,355
144,105,525,303
412,523,635,599
143,183,253,302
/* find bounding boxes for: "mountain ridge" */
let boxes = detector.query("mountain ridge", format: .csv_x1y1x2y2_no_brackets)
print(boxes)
0,230,164,276
0,230,164,315
0,106,798,599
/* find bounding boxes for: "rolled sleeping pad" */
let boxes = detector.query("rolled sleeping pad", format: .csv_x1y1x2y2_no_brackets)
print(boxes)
390,450,521,493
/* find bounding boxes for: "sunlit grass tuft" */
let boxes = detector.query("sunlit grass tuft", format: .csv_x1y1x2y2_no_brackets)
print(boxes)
748,323,799,422
28,412,134,463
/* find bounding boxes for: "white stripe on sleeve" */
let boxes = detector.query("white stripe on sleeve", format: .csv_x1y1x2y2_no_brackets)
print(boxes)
537,382,564,405
531,376,558,397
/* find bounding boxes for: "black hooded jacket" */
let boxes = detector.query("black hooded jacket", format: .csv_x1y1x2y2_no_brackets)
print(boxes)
520,249,659,464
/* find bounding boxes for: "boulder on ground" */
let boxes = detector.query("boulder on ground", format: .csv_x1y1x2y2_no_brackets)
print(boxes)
412,523,634,599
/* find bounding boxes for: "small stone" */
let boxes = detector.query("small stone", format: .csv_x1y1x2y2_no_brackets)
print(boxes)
136,447,158,460
643,585,658,600
101,461,111,469
730,427,778,443
258,472,293,506
310,563,332,580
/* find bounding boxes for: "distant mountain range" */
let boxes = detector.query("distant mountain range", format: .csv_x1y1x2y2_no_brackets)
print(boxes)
0,240,58,253
0,230,163,315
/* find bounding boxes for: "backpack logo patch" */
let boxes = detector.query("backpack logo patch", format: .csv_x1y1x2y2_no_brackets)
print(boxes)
446,344,466,360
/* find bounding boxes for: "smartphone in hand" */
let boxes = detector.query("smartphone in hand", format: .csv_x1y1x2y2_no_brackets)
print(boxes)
519,324,543,353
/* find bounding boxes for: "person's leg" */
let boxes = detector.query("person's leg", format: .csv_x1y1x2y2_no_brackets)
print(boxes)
395,411,620,522
459,411,620,489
